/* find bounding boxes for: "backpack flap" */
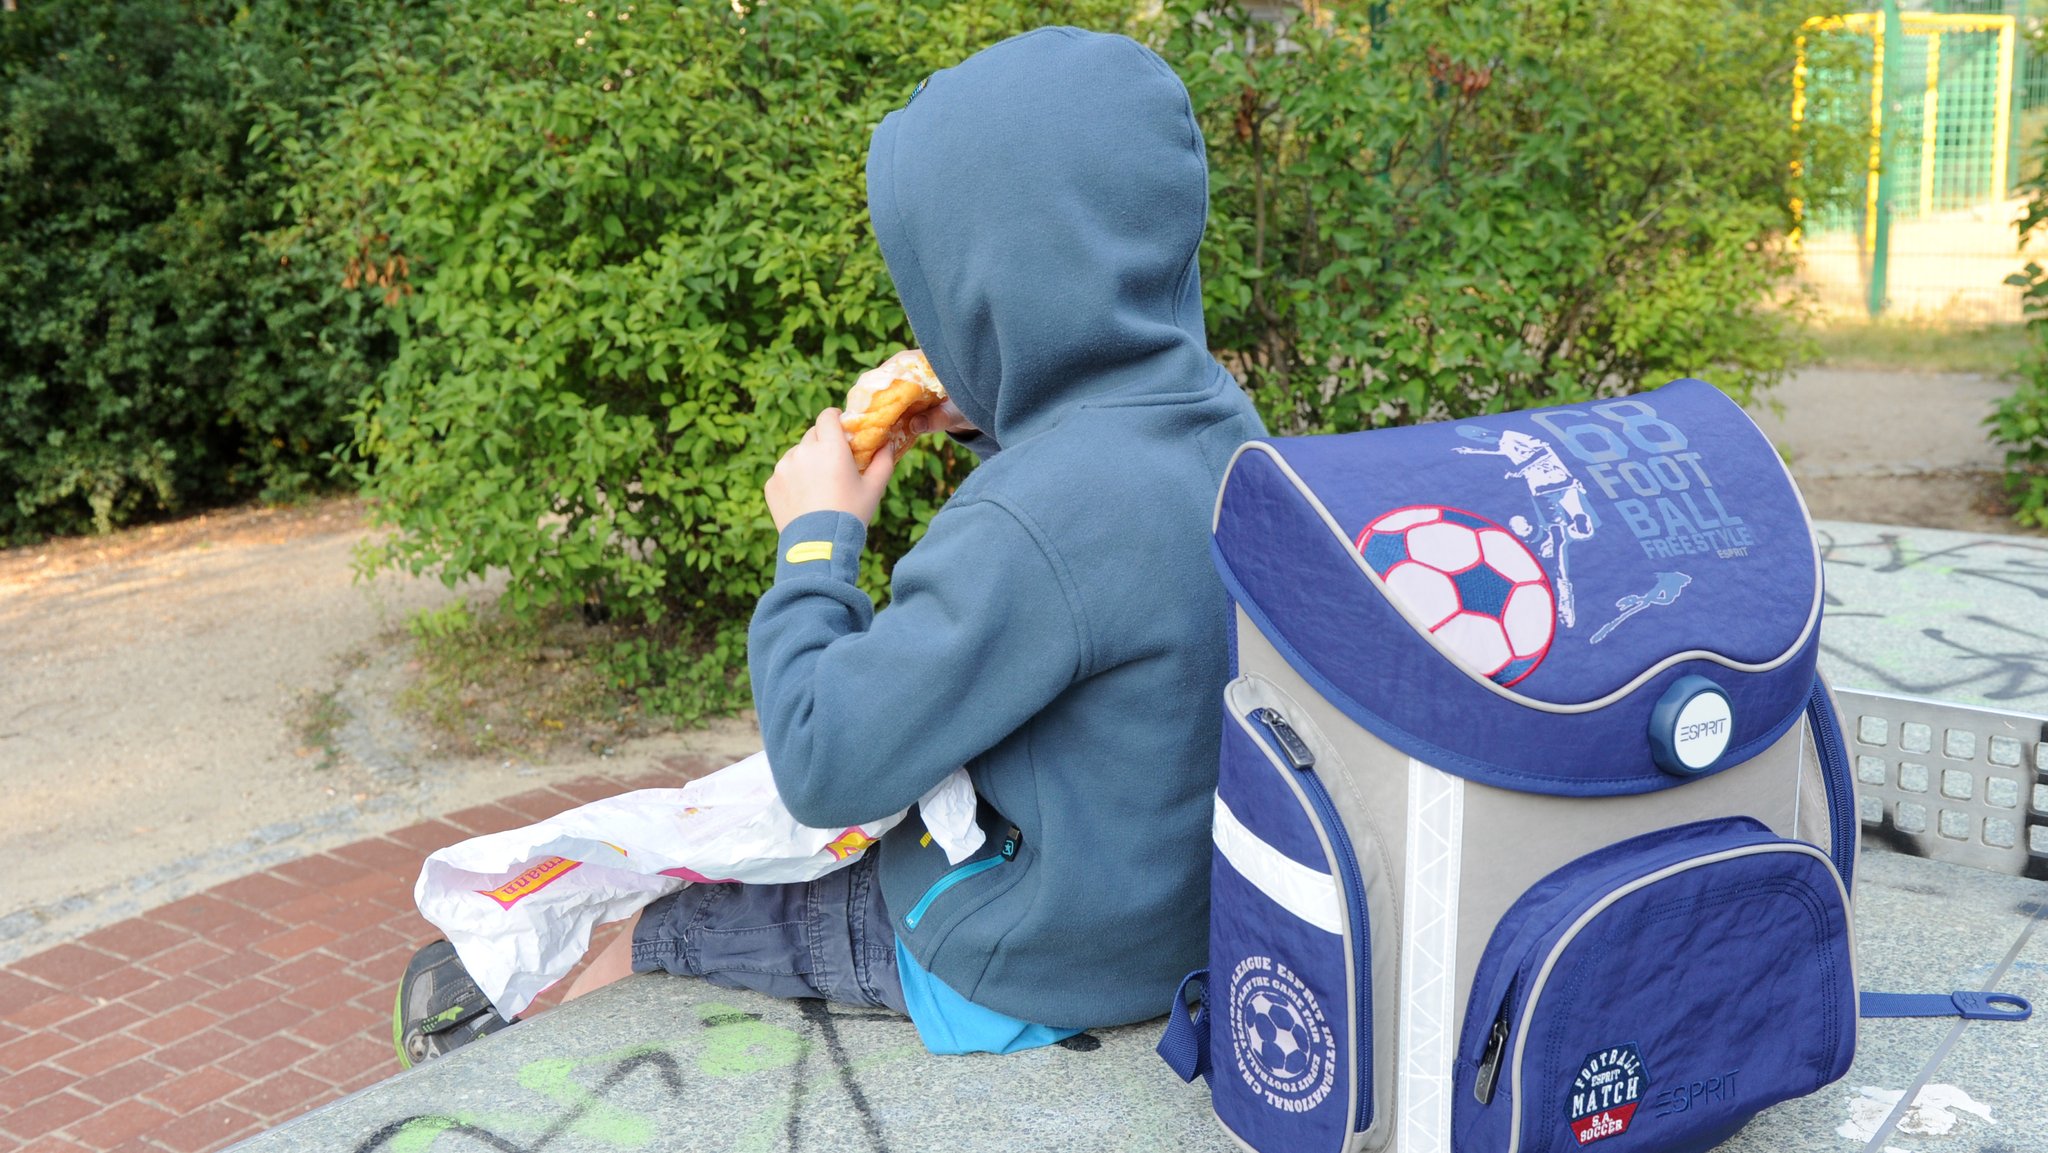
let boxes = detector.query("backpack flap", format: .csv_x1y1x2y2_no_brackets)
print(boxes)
1212,378,1821,796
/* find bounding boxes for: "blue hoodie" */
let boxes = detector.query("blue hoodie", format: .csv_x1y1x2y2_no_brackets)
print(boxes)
749,27,1266,1028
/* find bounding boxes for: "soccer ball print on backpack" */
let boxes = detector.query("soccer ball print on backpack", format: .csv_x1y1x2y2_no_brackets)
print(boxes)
1158,379,2030,1153
1354,506,1556,688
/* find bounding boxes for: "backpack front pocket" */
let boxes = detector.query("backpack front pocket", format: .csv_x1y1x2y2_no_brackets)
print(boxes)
1454,817,1855,1153
1206,678,1375,1153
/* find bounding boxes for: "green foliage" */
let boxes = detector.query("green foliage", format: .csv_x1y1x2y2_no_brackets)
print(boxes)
0,0,391,543
2001,30,2048,530
399,598,640,758
1998,266,2048,527
1988,381,2048,527
302,0,1128,720
407,598,477,642
306,0,1840,721
1167,0,1847,432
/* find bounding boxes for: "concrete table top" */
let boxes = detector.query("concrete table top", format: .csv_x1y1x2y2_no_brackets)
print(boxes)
1813,520,2048,714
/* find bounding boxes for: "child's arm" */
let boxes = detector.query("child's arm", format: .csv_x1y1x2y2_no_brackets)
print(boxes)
750,418,1083,827
751,499,1084,827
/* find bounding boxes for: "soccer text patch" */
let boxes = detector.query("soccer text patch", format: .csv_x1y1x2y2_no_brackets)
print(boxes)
1227,954,1338,1114
1569,1043,1647,1145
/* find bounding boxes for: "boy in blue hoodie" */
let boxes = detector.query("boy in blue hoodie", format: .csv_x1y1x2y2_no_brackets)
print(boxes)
396,26,1266,1063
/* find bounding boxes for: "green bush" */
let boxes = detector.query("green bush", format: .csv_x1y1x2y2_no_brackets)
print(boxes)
1989,377,2048,527
299,0,1130,719
1999,264,2048,529
2000,16,2048,531
0,1,391,543
1172,0,1844,433
312,0,1838,720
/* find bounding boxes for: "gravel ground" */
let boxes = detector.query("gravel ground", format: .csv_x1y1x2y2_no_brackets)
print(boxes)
1746,368,2027,533
0,502,758,962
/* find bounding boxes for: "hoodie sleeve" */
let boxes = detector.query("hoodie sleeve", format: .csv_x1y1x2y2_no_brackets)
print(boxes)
748,500,1087,828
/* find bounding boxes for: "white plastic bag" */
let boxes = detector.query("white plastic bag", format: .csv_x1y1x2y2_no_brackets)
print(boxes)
414,752,983,1016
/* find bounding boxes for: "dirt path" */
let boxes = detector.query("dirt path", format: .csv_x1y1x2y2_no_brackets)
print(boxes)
0,502,758,962
1747,367,2028,532
0,367,2034,962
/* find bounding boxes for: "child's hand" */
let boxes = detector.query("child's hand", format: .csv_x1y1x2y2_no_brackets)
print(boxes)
765,409,898,533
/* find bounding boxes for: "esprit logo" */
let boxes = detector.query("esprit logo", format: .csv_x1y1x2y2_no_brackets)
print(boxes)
1652,1069,1740,1117
1669,690,1733,770
1678,716,1729,743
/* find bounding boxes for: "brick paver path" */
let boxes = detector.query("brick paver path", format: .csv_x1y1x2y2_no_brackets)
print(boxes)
0,758,717,1153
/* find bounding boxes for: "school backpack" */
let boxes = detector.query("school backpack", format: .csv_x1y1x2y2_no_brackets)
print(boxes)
1157,378,2029,1153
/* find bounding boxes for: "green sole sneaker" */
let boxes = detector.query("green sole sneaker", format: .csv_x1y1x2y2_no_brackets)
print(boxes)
393,939,511,1069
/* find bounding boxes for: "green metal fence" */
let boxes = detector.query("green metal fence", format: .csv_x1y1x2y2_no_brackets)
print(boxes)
1795,3,2028,320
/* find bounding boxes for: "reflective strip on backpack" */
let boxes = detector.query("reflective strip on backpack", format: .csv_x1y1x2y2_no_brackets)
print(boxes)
1213,794,1345,935
1399,758,1465,1153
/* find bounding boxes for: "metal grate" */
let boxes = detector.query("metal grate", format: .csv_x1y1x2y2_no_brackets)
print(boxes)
1837,685,2047,878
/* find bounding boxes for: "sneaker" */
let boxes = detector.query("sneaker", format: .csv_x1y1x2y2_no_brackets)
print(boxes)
392,940,511,1068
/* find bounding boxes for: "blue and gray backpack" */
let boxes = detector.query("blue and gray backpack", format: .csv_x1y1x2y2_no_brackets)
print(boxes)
1159,379,2030,1153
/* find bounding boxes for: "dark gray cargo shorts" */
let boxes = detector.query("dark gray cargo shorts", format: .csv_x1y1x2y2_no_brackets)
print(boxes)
630,853,909,1014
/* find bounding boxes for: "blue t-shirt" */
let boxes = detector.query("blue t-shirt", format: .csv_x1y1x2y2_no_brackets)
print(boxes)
895,940,1080,1055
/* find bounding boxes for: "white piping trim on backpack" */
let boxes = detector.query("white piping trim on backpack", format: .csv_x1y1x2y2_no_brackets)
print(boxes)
1502,841,1854,1153
1212,794,1345,935
1791,717,1808,841
1397,759,1464,1153
1211,408,1824,715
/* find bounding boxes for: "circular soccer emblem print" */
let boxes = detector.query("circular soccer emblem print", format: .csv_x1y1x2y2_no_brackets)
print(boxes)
1227,955,1338,1112
1355,505,1555,687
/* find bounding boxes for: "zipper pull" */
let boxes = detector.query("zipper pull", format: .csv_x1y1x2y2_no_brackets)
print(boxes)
1253,708,1316,770
1473,996,1512,1105
1000,825,1022,861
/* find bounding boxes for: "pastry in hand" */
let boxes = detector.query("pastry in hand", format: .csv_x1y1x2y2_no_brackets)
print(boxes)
840,349,948,471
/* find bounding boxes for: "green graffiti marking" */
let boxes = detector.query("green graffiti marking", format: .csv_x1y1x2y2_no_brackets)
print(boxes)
512,1042,674,1147
360,1002,882,1150
693,1000,809,1077
382,1116,460,1153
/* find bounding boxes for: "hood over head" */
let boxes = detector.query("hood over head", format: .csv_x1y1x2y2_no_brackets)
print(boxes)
865,27,1214,447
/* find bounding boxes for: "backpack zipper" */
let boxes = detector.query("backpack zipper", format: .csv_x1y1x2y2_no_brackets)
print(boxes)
1250,707,1375,1133
1472,988,1514,1105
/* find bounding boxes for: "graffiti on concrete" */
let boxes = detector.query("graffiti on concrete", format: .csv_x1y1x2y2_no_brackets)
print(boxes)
351,1048,685,1152
353,999,927,1153
1819,529,2048,601
1817,528,2048,707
